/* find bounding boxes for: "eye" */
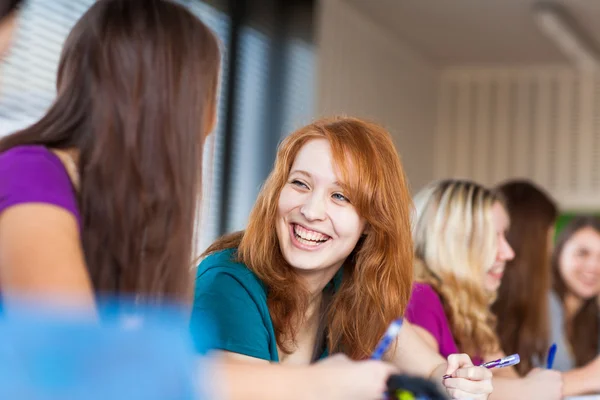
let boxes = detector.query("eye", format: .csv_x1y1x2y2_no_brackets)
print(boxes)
332,192,349,202
576,248,589,257
291,179,309,189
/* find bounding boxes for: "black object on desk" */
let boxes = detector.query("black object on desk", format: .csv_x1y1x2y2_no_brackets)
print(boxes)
386,375,448,400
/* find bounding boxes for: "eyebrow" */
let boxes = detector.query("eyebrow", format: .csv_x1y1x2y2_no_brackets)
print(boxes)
290,169,341,187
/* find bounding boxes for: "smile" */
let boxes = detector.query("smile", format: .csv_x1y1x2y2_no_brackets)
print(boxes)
487,269,504,280
290,223,331,249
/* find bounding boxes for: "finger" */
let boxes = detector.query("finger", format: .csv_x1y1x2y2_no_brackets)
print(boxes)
453,366,492,381
446,353,474,375
443,375,493,394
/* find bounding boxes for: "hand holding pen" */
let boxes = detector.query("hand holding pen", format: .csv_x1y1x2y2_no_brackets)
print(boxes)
546,343,557,369
443,354,520,379
371,318,403,360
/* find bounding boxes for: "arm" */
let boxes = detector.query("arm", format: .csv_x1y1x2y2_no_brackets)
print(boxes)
0,204,96,315
487,370,563,400
192,264,397,400
392,321,447,377
205,354,397,400
206,358,317,400
391,322,493,399
562,355,600,396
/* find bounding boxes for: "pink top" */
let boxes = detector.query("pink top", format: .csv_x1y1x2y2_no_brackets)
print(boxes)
0,145,80,227
406,283,483,365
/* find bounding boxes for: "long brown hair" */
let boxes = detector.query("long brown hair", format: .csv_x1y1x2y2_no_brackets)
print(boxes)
412,180,502,357
492,180,558,375
205,117,414,360
0,0,221,303
552,216,600,367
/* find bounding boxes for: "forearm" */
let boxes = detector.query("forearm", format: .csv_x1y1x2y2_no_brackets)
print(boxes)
206,360,317,400
562,366,600,396
392,322,449,378
489,377,530,400
429,362,447,380
428,362,449,393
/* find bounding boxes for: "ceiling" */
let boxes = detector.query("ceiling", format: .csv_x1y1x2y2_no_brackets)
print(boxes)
344,0,600,66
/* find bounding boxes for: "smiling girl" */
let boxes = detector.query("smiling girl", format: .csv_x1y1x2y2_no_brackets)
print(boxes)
548,216,600,394
191,117,493,399
406,179,563,400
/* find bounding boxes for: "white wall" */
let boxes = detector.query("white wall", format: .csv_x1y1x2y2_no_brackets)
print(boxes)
435,66,600,211
315,0,438,192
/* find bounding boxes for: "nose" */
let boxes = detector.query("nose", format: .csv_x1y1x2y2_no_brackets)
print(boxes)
498,236,515,262
300,192,326,221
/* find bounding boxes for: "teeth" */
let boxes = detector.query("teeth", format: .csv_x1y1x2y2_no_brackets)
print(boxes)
293,224,328,242
296,236,321,247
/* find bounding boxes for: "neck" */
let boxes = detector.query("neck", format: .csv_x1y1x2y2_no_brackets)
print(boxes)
306,292,323,321
564,292,584,321
297,266,340,300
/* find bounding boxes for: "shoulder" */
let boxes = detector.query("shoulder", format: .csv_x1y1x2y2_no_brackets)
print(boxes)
405,283,447,328
407,283,445,312
195,249,266,298
0,145,63,172
0,145,79,219
192,249,274,359
406,282,459,355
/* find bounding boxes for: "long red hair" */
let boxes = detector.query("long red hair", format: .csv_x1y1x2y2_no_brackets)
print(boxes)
205,117,414,360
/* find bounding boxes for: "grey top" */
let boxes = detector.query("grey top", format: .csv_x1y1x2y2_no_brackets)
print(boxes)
544,291,600,371
547,290,576,371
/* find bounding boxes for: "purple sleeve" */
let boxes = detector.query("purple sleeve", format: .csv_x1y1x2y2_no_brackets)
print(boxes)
0,146,81,227
406,283,460,358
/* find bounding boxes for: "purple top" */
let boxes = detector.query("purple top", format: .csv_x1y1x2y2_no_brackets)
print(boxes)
0,145,81,228
406,283,485,366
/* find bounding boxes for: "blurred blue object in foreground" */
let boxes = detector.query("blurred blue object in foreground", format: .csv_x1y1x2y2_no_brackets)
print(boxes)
0,297,208,400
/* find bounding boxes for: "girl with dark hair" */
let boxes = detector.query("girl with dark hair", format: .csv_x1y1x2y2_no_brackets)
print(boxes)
0,0,221,308
492,180,558,374
493,181,600,396
407,179,562,400
0,2,418,398
550,216,600,394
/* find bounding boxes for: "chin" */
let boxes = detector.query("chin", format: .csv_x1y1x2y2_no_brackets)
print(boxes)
485,280,501,293
574,287,600,300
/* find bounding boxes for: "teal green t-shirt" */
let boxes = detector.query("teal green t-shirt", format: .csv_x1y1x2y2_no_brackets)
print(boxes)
191,249,336,362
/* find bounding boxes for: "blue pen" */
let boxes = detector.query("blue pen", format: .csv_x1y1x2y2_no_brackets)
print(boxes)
546,343,557,369
371,318,403,360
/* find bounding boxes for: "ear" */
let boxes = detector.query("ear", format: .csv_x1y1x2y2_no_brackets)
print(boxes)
361,223,372,236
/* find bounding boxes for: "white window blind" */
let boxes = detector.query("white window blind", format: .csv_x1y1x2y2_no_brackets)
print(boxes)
184,1,231,254
0,0,316,250
226,4,316,233
0,0,95,134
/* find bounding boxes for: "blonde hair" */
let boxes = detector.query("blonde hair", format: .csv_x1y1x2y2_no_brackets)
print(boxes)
412,179,501,356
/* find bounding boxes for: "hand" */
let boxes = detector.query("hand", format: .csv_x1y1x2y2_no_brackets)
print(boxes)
523,368,563,400
310,354,397,400
443,354,493,399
